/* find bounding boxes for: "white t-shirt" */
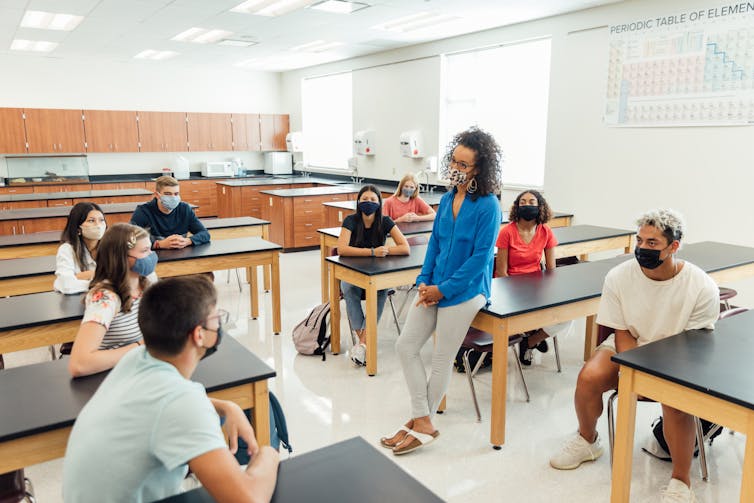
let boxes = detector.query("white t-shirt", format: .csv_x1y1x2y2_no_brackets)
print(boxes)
63,347,227,503
597,258,719,347
54,242,96,294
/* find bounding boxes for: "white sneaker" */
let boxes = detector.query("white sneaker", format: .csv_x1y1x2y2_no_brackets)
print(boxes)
349,343,366,366
661,479,696,502
549,432,604,470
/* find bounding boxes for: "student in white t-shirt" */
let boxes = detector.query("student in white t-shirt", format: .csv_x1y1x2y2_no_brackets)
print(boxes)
63,275,279,503
549,209,718,503
54,202,106,294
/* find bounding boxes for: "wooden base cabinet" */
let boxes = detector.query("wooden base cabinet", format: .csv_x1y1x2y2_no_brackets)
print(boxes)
268,192,354,250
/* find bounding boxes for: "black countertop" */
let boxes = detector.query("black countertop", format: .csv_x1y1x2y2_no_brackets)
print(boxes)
216,176,335,187
318,220,434,238
158,437,444,503
552,225,632,244
0,337,275,443
0,291,85,331
612,309,754,411
261,186,361,197
0,201,195,221
0,189,152,202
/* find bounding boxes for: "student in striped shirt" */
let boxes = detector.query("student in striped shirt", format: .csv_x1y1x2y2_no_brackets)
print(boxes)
68,223,158,377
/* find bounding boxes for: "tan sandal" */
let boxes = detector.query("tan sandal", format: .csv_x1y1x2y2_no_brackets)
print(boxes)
380,425,411,449
392,429,440,455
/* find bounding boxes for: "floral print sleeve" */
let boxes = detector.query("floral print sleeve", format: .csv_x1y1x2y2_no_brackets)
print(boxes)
82,289,121,330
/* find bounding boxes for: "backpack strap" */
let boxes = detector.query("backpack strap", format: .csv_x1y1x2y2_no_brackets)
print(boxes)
269,392,292,454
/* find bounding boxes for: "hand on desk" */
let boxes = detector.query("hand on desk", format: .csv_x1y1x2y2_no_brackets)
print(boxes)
416,283,443,307
373,246,389,257
159,235,193,249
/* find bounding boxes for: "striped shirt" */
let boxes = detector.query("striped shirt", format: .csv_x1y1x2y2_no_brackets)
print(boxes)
82,288,143,349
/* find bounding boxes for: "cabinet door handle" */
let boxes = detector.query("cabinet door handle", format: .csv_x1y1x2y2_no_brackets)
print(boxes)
303,199,313,202
21,225,26,234
12,226,16,235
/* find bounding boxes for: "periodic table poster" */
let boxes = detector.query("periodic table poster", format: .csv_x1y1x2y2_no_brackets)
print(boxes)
604,2,754,126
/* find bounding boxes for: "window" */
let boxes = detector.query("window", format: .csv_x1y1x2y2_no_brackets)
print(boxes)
301,72,352,170
441,38,551,188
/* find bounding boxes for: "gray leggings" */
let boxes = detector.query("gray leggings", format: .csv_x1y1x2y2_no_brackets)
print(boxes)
395,293,486,419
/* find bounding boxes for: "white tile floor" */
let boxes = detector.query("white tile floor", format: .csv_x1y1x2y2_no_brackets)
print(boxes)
7,249,747,502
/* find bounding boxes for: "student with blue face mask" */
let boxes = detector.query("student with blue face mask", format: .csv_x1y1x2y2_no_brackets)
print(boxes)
336,185,410,366
131,176,210,250
68,223,158,377
383,173,436,223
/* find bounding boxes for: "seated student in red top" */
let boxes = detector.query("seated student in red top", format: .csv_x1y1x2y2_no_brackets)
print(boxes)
382,173,436,223
496,189,572,366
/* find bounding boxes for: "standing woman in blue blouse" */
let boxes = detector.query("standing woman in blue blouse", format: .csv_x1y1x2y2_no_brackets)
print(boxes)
383,127,502,455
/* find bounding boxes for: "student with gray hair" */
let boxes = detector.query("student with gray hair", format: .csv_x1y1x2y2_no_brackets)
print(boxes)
549,208,718,503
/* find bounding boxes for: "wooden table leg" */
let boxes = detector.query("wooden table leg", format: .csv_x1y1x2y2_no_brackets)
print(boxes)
490,320,509,448
271,252,281,334
365,281,378,376
329,264,341,354
741,414,754,502
249,266,260,320
584,315,598,361
262,226,271,292
320,234,329,303
252,380,271,446
610,367,638,503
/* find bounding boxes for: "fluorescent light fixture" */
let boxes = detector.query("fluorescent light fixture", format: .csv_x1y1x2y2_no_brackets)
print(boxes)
134,49,179,60
218,39,258,47
309,0,369,14
172,27,233,44
372,11,458,33
10,39,58,52
231,0,314,17
20,10,83,31
289,40,344,52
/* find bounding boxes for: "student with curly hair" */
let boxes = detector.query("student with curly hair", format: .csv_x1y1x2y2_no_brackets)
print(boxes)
496,189,572,365
382,127,502,455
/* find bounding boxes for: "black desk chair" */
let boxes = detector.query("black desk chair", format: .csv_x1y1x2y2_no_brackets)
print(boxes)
718,286,737,311
604,307,749,482
0,470,35,503
460,328,530,422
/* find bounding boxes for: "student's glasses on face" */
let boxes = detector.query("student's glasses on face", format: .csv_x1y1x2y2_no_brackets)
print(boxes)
205,309,230,327
450,158,474,171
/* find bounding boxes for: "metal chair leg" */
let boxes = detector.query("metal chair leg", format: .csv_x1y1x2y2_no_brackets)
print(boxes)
607,390,618,466
387,294,401,334
234,268,242,292
49,345,57,361
553,335,562,373
463,350,482,422
695,417,709,481
511,346,530,402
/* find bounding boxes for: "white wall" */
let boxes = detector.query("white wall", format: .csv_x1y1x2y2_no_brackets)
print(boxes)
282,0,754,304
0,55,283,177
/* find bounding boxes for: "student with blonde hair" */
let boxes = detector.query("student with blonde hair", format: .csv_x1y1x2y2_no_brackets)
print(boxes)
383,173,436,223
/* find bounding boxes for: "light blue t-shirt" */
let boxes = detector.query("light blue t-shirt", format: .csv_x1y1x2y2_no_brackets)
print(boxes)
63,347,227,503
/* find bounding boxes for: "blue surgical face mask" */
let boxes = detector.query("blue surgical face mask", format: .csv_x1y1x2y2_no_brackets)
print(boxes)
401,187,415,198
130,251,158,276
358,201,380,216
160,194,181,212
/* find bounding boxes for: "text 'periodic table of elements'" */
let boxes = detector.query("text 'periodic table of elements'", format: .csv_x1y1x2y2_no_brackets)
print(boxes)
604,3,754,126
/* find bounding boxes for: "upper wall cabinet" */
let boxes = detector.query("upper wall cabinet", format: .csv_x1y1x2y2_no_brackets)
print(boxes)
24,108,86,154
0,108,27,154
84,110,139,153
187,113,233,152
231,113,261,152
138,112,188,152
260,114,289,151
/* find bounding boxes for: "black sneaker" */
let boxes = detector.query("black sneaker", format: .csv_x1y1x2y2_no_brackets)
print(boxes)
536,339,549,354
518,339,533,366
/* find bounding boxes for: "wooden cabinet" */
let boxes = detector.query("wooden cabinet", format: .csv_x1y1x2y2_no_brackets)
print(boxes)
231,113,261,151
93,182,147,190
0,108,27,154
260,114,289,151
21,217,68,234
32,184,92,193
181,179,220,217
268,191,354,249
137,112,188,152
0,186,34,195
84,110,139,152
187,113,233,152
0,200,46,211
46,199,73,207
24,108,86,153
0,220,21,235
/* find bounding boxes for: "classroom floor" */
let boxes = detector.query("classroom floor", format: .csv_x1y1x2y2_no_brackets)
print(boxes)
8,249,746,502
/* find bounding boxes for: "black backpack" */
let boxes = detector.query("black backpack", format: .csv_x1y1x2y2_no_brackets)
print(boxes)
292,303,331,361
646,416,723,461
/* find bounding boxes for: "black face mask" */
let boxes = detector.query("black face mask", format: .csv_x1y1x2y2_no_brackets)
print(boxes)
200,323,225,360
518,205,539,221
634,246,669,270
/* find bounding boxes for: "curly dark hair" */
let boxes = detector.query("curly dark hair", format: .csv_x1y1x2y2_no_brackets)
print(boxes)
508,189,552,224
440,127,502,200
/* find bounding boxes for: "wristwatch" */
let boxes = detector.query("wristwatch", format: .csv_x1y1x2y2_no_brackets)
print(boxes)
371,247,375,257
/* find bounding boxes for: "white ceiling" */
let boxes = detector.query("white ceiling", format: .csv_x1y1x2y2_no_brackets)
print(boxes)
0,0,623,71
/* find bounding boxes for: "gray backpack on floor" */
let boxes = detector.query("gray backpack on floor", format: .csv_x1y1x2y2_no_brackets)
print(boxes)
292,302,331,361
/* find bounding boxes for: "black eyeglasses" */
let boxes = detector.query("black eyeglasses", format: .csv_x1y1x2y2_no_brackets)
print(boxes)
450,158,474,171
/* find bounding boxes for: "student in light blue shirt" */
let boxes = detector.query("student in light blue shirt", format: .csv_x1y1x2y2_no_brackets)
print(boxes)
383,127,503,455
63,276,279,503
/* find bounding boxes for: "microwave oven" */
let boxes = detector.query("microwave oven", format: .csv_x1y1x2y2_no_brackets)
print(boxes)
202,162,234,178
